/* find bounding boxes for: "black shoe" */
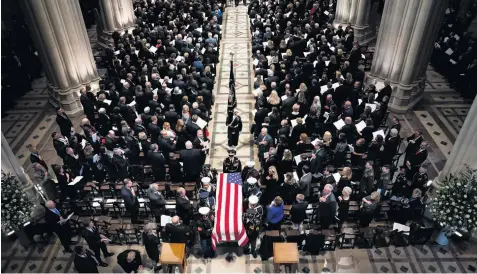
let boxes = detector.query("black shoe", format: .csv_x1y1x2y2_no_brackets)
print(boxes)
105,252,115,257
154,265,163,272
99,262,109,267
252,251,257,258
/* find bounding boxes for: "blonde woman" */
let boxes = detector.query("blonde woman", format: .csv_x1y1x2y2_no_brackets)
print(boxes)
142,223,161,269
182,105,190,123
279,149,294,176
323,131,332,145
264,166,280,205
311,96,322,116
281,172,300,204
360,191,381,227
267,90,281,106
336,167,352,196
162,122,176,139
338,186,352,227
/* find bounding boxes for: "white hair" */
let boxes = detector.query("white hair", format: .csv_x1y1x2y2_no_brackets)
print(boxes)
185,141,193,149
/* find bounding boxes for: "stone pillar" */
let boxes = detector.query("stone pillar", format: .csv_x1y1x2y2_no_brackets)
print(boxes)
366,0,448,113
96,0,136,47
333,0,352,27
436,97,477,186
1,132,37,201
350,0,375,44
20,0,100,116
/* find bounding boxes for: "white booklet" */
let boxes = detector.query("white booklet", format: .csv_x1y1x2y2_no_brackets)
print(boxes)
58,213,74,224
161,215,172,226
68,176,83,186
355,121,366,132
196,117,208,129
334,119,345,130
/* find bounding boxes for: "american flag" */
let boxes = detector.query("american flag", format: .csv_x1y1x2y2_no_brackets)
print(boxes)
211,172,248,250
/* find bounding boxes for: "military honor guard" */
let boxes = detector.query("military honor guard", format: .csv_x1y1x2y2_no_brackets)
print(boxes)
226,110,242,148
197,207,215,259
223,149,242,173
241,160,260,182
244,195,263,258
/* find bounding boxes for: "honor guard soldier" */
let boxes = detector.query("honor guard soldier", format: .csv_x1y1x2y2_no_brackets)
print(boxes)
244,195,263,258
223,149,242,173
241,160,260,182
243,177,262,207
201,164,218,185
199,178,216,209
226,110,242,148
197,207,215,259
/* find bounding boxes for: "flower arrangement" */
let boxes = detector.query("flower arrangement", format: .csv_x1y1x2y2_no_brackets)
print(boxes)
431,167,477,234
1,173,34,234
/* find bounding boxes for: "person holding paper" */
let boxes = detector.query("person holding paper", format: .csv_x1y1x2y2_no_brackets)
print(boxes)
256,128,273,163
376,80,392,102
367,134,384,163
82,220,114,267
193,129,210,165
404,129,424,164
44,200,73,253
226,110,243,148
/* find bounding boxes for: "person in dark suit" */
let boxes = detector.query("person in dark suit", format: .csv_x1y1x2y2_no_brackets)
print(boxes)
179,141,205,182
176,187,192,225
80,86,96,123
112,148,129,180
44,200,72,252
318,184,337,229
376,80,392,102
147,183,167,223
404,129,423,163
360,161,375,198
406,141,429,179
290,194,309,231
193,130,210,165
382,128,400,165
143,223,162,271
310,141,326,174
147,144,166,181
117,249,143,273
29,146,48,170
82,219,114,266
73,246,100,273
165,216,193,243
56,108,73,138
52,132,69,159
299,165,312,200
121,178,142,224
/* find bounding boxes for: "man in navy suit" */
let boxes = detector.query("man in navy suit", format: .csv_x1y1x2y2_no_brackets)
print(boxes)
121,179,142,224
44,200,72,252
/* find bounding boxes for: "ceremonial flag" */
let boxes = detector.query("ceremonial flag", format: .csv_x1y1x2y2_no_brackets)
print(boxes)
211,172,248,250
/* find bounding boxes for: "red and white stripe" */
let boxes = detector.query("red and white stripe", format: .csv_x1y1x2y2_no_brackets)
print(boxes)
211,173,248,250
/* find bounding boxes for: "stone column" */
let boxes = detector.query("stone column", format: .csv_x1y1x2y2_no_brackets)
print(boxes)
1,132,37,201
96,0,136,47
437,97,477,185
20,0,100,115
366,0,448,113
333,0,352,27
350,0,375,44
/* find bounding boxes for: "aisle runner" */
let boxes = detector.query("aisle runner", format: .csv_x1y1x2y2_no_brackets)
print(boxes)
208,6,258,171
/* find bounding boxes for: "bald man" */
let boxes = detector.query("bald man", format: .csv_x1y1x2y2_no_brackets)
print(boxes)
44,200,73,252
165,216,193,243
176,188,192,225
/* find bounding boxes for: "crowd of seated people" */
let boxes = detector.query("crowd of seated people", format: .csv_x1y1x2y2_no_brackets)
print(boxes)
244,0,432,242
25,0,438,269
431,2,477,99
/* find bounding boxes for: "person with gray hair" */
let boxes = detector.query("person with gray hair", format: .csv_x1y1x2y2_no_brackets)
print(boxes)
142,222,162,271
319,183,337,229
179,140,204,182
382,128,400,165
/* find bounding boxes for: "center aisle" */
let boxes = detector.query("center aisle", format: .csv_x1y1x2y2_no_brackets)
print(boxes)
207,6,258,172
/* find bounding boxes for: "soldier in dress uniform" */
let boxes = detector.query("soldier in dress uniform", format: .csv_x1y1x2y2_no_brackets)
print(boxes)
223,149,242,173
226,110,242,148
243,177,262,206
197,207,215,259
201,164,218,185
241,160,260,182
199,177,216,209
244,195,263,258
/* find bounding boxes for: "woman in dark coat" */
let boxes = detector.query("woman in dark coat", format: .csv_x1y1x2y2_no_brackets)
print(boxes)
143,223,161,270
337,186,352,228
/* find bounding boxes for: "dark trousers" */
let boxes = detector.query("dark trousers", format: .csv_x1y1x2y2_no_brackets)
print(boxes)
91,242,110,263
56,229,71,250
200,238,215,258
268,222,281,231
129,208,139,223
228,130,239,146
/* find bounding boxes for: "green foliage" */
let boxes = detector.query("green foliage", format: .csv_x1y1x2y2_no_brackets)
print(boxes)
1,173,33,233
432,167,477,233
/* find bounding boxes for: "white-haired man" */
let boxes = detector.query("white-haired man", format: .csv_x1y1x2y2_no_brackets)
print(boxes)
318,184,337,229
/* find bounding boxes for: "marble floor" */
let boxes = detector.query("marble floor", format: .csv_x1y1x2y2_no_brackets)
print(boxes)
2,5,477,274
